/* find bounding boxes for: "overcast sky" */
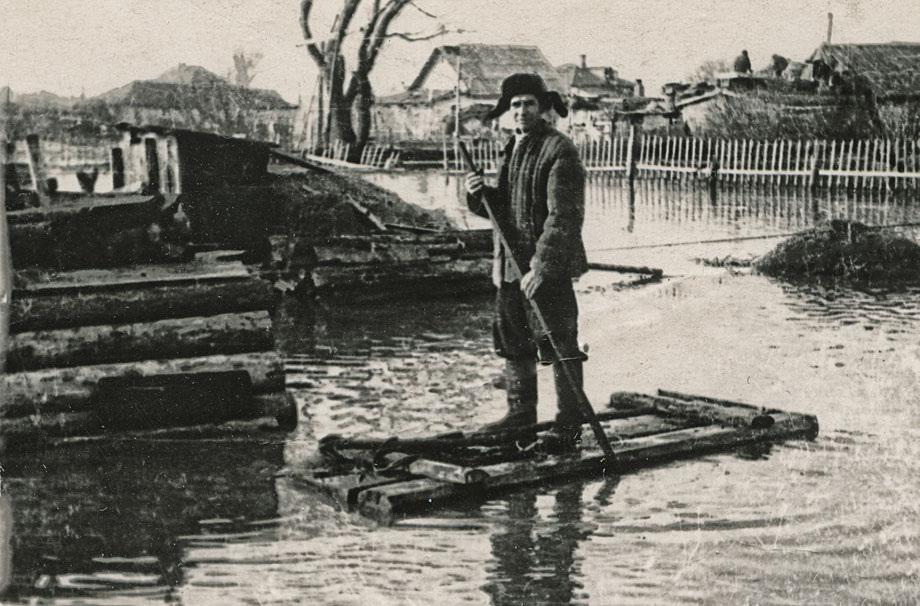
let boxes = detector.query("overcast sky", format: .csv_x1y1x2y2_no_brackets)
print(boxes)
3,0,919,102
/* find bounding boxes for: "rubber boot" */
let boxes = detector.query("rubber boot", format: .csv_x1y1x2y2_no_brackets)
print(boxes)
546,359,585,450
478,358,538,434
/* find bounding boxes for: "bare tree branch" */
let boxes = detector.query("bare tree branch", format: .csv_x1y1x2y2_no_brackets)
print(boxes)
367,0,413,69
383,25,454,42
409,1,437,19
299,0,326,68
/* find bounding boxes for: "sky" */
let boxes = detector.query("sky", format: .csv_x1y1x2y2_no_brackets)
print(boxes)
2,0,919,103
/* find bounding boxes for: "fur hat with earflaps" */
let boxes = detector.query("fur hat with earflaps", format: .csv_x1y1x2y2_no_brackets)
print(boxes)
485,73,569,121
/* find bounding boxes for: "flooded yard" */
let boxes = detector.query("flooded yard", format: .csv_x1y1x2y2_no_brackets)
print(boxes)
3,174,920,604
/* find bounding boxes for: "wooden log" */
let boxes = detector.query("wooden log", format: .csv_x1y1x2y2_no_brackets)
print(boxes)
0,390,296,450
14,259,251,295
309,259,493,296
7,310,274,372
310,258,492,295
587,262,663,276
0,351,285,415
609,391,777,428
376,453,490,485
10,277,276,333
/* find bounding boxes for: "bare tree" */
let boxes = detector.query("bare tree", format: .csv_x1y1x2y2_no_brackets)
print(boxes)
300,0,443,160
232,49,264,88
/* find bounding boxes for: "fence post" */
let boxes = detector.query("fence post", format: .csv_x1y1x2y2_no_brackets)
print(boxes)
809,140,820,191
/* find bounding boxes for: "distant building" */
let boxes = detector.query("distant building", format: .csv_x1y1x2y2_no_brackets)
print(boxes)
556,55,638,101
90,65,298,147
804,42,920,102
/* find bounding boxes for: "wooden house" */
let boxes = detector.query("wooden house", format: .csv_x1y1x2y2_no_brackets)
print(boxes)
92,65,298,147
113,124,273,194
372,44,566,142
556,55,638,101
805,42,920,102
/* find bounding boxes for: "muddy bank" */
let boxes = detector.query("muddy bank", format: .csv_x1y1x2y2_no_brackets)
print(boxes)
268,167,454,237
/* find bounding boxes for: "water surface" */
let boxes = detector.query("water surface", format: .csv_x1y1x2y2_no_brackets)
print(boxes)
3,175,920,605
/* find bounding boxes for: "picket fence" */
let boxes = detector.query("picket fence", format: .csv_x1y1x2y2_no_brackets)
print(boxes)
451,134,920,191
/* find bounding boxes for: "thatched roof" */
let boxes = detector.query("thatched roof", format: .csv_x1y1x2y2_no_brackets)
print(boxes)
98,80,295,111
807,42,920,99
97,65,296,111
409,44,565,97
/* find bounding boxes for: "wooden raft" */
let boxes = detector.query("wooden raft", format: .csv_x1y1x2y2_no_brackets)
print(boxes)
293,390,818,524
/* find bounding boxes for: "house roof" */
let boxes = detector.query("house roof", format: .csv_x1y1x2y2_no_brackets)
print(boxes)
557,64,636,95
97,65,296,111
807,42,920,99
376,89,456,106
409,44,566,97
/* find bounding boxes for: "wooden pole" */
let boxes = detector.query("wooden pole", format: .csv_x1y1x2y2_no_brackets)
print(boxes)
25,134,49,206
1,131,11,379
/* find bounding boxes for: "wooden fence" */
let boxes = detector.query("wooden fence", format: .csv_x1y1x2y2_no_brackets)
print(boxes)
449,133,920,191
303,141,402,171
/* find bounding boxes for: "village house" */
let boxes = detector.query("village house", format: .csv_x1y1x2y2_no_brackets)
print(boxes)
555,55,641,142
87,64,298,147
372,44,567,143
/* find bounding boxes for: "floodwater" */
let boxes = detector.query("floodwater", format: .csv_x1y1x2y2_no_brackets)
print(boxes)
3,174,920,605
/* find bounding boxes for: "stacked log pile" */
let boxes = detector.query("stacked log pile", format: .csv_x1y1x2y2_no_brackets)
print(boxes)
271,229,494,300
1,257,295,451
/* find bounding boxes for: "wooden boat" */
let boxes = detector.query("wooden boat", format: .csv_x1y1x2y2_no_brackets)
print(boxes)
291,390,819,524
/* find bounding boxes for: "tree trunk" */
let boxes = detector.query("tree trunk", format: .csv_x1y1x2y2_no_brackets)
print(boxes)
350,77,374,163
325,54,356,151
7,311,274,372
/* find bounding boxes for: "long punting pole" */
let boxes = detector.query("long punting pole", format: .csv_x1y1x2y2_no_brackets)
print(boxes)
459,142,618,466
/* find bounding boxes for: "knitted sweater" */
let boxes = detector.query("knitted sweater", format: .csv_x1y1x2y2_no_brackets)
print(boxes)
468,120,588,286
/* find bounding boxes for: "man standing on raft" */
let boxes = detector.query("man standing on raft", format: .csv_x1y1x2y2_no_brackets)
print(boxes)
464,72,588,449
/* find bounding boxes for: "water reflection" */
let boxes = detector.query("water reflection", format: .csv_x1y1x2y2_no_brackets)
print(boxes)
1,440,284,603
363,172,920,253
483,484,595,606
5,171,920,604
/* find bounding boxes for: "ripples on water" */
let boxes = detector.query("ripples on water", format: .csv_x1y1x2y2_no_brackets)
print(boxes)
3,176,920,605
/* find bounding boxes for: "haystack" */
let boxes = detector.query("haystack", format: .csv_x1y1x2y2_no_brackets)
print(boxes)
755,220,920,284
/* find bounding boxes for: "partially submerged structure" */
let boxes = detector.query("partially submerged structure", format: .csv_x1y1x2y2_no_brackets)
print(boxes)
113,123,273,194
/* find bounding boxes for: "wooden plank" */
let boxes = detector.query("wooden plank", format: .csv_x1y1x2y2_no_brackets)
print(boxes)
355,412,818,523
